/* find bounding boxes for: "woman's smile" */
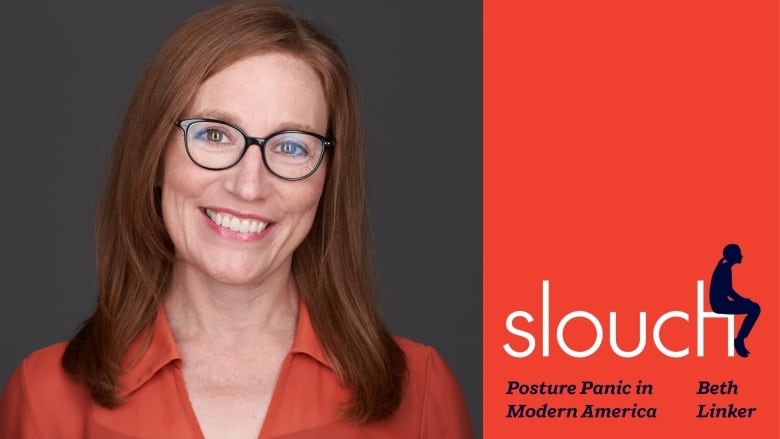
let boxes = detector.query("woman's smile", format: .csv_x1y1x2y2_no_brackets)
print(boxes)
205,208,269,234
201,207,273,242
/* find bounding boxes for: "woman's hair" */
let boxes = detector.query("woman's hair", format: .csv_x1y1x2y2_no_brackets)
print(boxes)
62,0,406,422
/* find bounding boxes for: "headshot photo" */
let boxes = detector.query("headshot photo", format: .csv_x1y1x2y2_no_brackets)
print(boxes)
0,1,481,438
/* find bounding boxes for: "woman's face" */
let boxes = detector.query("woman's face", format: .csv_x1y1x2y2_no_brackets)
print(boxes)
161,52,328,288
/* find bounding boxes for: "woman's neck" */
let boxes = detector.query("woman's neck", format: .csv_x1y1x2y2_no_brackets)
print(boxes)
162,263,299,352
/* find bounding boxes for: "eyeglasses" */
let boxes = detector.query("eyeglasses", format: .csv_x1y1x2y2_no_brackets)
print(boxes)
176,118,333,181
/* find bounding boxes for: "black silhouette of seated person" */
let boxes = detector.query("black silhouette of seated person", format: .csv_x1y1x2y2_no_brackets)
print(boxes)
709,244,761,358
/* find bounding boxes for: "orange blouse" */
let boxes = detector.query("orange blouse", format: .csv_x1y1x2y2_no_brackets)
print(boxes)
0,304,473,438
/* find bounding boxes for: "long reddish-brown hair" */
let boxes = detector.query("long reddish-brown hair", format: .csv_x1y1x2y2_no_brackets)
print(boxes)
62,0,406,422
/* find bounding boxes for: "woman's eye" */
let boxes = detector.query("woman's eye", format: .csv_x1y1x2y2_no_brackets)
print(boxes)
201,129,228,143
277,140,308,156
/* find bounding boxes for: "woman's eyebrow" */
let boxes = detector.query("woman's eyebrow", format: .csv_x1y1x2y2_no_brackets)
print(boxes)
189,109,322,134
191,109,241,125
271,121,321,133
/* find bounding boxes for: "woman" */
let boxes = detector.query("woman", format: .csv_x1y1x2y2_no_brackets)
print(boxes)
0,1,473,438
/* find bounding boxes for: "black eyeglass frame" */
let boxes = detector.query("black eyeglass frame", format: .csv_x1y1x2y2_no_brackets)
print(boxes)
176,118,333,181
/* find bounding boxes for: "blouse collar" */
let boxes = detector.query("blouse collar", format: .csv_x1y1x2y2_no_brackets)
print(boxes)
120,297,331,397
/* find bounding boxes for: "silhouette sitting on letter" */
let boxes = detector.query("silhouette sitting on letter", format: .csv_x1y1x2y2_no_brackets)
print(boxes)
709,244,761,358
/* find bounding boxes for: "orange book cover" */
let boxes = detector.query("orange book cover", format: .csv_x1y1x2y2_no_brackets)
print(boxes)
484,1,779,437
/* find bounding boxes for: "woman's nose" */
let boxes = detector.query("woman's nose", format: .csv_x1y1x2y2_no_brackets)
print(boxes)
224,145,272,200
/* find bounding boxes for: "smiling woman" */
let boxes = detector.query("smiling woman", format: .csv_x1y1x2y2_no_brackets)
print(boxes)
162,54,329,289
0,1,474,438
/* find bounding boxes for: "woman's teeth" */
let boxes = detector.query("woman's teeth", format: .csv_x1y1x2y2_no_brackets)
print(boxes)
205,208,268,233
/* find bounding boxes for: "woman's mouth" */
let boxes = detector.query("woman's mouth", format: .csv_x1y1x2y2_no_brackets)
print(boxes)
204,208,269,234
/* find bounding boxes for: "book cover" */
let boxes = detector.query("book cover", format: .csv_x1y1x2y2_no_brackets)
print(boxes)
484,1,779,437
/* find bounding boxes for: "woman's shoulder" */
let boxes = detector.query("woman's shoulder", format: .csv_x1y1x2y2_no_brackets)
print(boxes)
12,341,68,375
1,342,91,438
391,336,474,438
393,335,460,379
394,336,447,370
393,335,467,392
4,342,75,392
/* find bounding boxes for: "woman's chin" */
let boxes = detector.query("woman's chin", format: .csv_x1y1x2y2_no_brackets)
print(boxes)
206,267,274,288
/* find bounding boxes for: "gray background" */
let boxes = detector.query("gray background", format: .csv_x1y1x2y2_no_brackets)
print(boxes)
0,0,481,436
